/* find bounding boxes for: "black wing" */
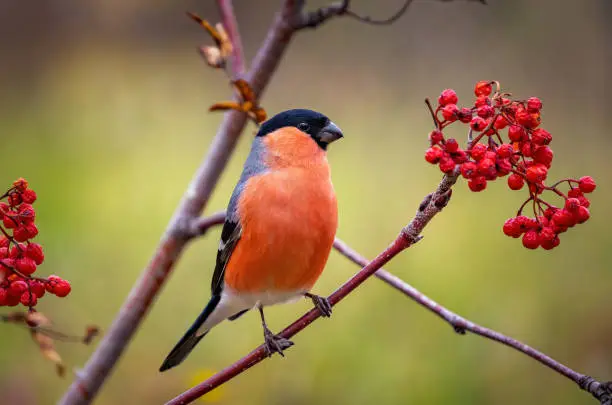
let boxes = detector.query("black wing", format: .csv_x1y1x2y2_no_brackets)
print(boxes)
210,219,242,295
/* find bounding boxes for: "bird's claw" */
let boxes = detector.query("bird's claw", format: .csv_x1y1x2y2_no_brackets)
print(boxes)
308,294,332,317
263,328,293,357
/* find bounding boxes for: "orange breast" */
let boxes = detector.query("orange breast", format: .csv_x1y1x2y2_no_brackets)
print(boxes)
223,129,338,293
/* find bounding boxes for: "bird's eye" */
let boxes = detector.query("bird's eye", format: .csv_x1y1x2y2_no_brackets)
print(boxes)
297,122,310,132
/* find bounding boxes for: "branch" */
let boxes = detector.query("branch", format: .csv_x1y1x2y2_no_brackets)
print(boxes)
57,1,362,404
216,0,246,75
332,239,612,404
164,172,457,405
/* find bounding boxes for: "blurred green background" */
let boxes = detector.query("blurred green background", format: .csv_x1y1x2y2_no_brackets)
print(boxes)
1,0,610,404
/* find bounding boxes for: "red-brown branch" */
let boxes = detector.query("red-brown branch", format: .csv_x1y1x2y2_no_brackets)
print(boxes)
164,172,457,405
57,2,353,404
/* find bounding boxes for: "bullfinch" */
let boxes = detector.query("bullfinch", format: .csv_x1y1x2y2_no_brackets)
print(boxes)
160,109,343,372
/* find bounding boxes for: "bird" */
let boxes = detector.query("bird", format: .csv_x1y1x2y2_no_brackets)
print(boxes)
159,108,343,372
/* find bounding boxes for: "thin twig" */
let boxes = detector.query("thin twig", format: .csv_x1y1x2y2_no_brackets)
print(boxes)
331,239,612,404
216,0,246,75
164,172,456,405
345,0,413,26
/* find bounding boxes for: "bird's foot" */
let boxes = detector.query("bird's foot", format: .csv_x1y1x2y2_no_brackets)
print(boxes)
305,293,332,317
263,328,293,357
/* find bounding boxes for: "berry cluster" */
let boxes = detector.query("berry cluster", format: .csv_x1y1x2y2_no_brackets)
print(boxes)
0,179,70,307
424,81,596,250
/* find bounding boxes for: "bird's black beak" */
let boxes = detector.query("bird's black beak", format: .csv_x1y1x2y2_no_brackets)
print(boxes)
318,121,343,145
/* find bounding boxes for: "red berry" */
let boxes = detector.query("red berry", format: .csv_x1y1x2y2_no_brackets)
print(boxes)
477,158,496,177
474,95,491,108
53,280,71,297
15,257,36,276
13,226,29,242
2,213,17,229
507,173,524,190
451,150,467,164
496,158,512,177
564,198,581,213
470,143,487,161
578,195,590,208
477,105,494,119
441,104,459,122
425,147,443,164
493,115,509,130
521,142,533,157
474,80,493,97
0,237,8,248
508,125,526,142
18,204,35,223
552,209,575,227
503,218,522,238
444,138,459,153
525,164,548,183
578,176,596,193
531,128,552,145
21,189,37,204
567,188,582,198
8,192,22,207
30,280,45,298
468,176,487,192
533,146,553,166
9,280,27,297
460,162,478,179
516,108,540,129
542,236,560,250
438,89,458,106
0,247,7,259
439,156,456,173
20,291,37,306
25,243,44,265
496,144,514,158
538,227,556,243
13,178,28,192
457,107,473,123
25,224,38,239
470,116,488,131
574,206,590,224
526,97,542,113
9,243,25,259
522,229,540,249
429,130,444,145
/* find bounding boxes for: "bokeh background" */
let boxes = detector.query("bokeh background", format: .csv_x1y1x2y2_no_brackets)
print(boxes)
1,0,611,404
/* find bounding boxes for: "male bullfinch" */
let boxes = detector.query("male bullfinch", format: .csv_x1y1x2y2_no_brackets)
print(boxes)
160,109,343,372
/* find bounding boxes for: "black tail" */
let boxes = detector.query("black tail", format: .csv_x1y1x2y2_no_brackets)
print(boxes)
159,294,221,372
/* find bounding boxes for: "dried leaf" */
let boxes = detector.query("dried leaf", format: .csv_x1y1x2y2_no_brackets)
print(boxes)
232,79,256,102
32,330,66,377
200,46,224,68
209,102,243,113
215,23,233,59
187,13,224,47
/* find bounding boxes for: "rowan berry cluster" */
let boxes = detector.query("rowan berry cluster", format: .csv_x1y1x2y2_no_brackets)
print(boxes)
0,179,70,307
424,81,596,250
